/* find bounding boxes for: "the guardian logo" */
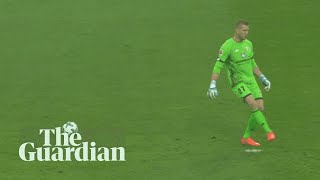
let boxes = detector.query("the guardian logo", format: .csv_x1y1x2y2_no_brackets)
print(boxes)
19,127,126,161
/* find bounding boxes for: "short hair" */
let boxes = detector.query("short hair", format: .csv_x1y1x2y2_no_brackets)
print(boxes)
235,19,249,28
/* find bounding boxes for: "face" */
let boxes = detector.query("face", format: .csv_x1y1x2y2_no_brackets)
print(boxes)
235,24,249,40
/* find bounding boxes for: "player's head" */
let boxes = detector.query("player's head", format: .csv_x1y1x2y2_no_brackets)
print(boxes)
234,20,249,40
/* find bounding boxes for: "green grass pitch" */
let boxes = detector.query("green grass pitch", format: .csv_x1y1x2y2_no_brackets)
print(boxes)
1,0,319,179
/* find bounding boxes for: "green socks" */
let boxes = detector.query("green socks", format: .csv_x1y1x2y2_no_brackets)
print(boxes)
243,113,257,138
253,110,272,133
243,110,272,138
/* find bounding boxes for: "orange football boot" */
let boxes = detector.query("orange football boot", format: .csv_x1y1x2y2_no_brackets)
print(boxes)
241,138,261,146
267,132,276,141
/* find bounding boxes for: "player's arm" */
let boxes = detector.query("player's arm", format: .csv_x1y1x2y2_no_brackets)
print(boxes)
251,59,271,91
207,44,229,99
207,63,223,99
211,72,220,81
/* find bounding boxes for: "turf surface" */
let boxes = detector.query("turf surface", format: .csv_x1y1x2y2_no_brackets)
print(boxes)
1,0,320,179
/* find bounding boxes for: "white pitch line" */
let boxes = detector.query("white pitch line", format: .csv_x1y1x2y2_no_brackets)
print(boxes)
244,149,262,153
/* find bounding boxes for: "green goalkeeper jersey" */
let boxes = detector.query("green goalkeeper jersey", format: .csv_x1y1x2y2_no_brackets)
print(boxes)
213,38,258,87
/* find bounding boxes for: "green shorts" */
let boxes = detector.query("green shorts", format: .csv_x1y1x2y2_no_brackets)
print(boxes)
232,82,263,100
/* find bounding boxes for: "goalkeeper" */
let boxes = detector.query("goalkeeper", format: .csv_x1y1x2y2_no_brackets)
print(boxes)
207,20,276,146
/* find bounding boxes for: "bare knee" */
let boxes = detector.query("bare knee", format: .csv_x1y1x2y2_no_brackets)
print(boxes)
245,95,259,111
248,101,259,111
259,105,264,111
256,99,264,111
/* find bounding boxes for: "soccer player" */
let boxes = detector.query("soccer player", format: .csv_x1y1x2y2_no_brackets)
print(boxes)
207,20,276,146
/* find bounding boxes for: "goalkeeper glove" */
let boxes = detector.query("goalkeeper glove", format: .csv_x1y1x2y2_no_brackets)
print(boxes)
207,80,218,99
259,74,271,91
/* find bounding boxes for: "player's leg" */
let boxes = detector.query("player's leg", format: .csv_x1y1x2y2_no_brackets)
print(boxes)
256,99,264,111
249,82,264,111
255,99,276,141
232,84,258,136
244,95,272,133
244,94,259,111
245,90,262,134
232,83,260,146
242,95,259,137
250,85,276,141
